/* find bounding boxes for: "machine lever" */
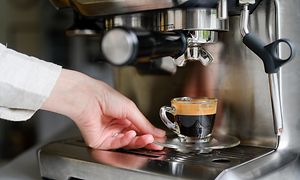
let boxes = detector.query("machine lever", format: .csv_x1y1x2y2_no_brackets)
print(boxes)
243,33,294,74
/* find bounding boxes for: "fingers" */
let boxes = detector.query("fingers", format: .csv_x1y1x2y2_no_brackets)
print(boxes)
76,116,134,149
98,84,165,138
144,143,164,151
124,134,154,149
108,118,132,127
144,136,167,150
101,131,163,150
125,102,166,138
99,130,137,150
121,134,164,150
123,134,164,150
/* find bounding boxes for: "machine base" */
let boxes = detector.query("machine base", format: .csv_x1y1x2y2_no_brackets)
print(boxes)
38,138,273,180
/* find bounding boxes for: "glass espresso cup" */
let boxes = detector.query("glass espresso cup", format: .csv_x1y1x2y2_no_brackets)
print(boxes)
160,97,217,143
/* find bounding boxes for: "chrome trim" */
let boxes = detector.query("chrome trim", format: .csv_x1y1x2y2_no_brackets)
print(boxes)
155,8,229,31
218,0,228,20
240,4,250,37
269,73,283,136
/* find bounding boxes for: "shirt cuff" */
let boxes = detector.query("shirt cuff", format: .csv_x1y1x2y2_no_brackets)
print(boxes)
0,43,62,121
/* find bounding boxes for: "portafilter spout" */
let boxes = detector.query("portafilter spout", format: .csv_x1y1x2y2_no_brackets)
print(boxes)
239,0,294,140
183,30,216,67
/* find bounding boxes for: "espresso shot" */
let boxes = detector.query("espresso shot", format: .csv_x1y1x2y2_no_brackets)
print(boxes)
175,114,215,138
160,97,218,143
171,97,217,142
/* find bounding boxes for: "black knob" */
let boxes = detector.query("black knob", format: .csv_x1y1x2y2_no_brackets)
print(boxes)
100,27,187,66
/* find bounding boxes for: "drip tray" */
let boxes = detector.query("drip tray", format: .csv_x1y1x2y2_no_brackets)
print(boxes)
38,138,273,180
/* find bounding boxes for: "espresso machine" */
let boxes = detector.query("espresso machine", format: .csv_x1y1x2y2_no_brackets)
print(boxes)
38,0,300,179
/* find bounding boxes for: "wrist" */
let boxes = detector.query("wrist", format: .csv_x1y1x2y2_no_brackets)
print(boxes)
41,69,94,120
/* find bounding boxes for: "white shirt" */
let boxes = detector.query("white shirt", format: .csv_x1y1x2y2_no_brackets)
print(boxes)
0,43,62,121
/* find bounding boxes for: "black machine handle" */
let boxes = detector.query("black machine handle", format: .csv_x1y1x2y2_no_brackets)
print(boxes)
134,29,187,60
100,27,187,66
243,33,294,73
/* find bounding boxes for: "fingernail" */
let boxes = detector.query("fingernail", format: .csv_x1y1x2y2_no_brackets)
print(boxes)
155,128,166,137
127,130,137,137
144,134,154,143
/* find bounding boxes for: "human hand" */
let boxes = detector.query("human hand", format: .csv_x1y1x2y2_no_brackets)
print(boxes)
41,69,165,150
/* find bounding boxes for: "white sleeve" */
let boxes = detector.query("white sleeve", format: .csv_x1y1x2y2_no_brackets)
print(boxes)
0,43,62,121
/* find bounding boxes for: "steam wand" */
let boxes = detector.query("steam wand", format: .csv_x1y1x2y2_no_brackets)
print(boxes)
239,0,294,138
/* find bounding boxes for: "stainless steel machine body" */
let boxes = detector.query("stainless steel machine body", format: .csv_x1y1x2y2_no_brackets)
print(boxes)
39,0,300,179
38,138,273,180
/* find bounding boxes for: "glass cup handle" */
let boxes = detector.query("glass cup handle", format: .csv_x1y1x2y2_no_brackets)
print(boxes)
159,106,180,134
